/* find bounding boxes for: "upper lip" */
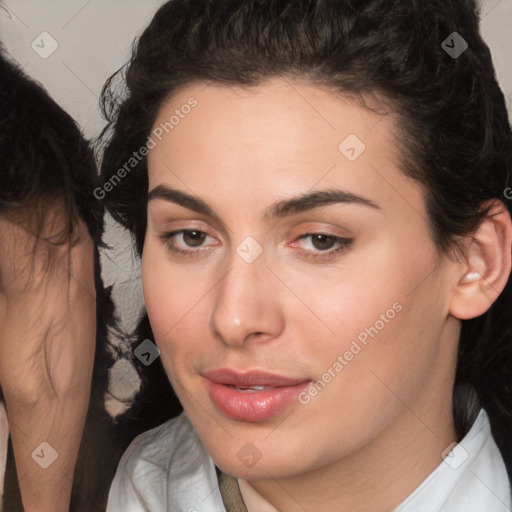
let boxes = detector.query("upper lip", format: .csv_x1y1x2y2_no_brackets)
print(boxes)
202,368,309,387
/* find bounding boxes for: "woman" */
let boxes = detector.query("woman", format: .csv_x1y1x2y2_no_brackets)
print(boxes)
100,0,512,510
0,49,124,511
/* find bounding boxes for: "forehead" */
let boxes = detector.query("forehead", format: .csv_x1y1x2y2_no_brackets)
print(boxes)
147,78,424,221
150,78,395,162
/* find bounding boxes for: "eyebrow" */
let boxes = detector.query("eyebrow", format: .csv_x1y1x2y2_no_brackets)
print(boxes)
147,185,381,222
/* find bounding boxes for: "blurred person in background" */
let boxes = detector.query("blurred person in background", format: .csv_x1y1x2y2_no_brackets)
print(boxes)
0,48,126,511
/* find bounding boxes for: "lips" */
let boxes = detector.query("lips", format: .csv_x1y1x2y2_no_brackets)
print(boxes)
202,368,311,422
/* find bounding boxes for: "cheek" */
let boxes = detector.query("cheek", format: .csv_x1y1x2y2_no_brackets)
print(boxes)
307,274,448,418
285,242,446,404
142,241,202,338
141,243,213,375
273,243,413,358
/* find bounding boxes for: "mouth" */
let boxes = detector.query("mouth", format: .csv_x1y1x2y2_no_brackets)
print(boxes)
226,385,275,393
202,368,311,422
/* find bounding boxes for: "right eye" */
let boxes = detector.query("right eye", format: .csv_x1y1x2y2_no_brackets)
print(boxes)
160,229,216,258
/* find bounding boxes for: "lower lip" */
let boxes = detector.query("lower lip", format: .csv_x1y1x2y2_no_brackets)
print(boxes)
204,379,311,422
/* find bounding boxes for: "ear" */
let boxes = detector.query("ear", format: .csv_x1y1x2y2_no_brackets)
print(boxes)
450,200,512,320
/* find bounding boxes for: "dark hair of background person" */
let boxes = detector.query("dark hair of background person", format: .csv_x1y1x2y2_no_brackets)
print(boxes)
0,48,129,511
98,0,512,485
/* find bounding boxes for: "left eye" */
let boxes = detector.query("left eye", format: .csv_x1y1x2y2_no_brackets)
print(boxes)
297,233,342,251
293,233,353,260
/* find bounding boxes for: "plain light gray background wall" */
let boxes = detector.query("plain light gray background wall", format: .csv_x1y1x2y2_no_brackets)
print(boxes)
1,0,511,417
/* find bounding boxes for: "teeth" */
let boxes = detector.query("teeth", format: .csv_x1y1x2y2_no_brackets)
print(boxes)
229,385,272,392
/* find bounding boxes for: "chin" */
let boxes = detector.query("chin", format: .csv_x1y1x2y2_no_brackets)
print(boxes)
214,457,286,480
209,441,307,481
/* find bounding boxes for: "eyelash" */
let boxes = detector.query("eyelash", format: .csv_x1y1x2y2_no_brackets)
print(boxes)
159,229,353,261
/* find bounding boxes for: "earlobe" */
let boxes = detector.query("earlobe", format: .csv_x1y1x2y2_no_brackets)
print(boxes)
460,271,482,283
450,200,512,320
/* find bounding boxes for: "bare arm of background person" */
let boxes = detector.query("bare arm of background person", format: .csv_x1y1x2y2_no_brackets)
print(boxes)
0,207,96,512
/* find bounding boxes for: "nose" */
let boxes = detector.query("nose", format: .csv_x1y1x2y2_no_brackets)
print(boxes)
210,245,284,347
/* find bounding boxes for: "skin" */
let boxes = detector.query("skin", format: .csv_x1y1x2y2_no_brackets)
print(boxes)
0,205,96,511
141,78,511,511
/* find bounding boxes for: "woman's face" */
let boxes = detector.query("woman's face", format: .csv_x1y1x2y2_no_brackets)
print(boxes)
142,78,461,479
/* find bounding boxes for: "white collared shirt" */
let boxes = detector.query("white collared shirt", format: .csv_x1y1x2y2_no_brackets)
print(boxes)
106,408,511,512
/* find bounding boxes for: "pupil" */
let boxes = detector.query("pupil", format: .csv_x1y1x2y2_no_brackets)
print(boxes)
184,230,206,247
312,234,335,251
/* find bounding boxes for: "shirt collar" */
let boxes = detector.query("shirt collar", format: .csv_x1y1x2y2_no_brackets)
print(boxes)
393,408,511,511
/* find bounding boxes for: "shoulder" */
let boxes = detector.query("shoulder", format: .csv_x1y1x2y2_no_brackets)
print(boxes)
441,408,511,511
106,412,225,511
113,412,207,487
120,412,198,470
398,408,511,512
